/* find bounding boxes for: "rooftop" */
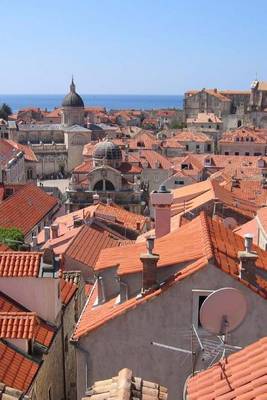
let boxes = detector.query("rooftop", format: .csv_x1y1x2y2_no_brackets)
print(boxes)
187,336,267,400
0,340,39,392
83,368,167,400
0,252,42,277
0,184,58,235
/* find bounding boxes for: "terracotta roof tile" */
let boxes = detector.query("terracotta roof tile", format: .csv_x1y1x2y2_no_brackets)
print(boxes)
60,279,77,305
0,184,58,235
5,140,38,162
219,127,267,144
0,312,37,340
0,291,55,348
64,224,124,269
0,340,39,392
187,337,267,400
83,368,168,400
95,214,211,274
0,252,42,277
74,213,267,339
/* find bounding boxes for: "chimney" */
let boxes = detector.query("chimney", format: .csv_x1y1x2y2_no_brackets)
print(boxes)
32,236,38,251
106,197,112,205
140,236,159,293
238,233,258,280
44,226,50,242
93,193,100,204
51,223,59,239
150,185,173,238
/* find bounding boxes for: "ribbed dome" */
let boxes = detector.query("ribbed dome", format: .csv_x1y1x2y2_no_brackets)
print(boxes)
93,141,122,161
62,78,84,108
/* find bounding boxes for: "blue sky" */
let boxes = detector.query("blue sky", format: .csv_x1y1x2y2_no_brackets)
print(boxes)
1,0,267,94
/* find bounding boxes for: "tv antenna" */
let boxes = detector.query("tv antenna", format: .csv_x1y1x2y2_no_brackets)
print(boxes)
151,288,247,376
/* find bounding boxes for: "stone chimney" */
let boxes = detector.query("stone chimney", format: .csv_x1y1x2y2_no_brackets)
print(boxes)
150,185,173,238
51,223,59,239
44,226,50,242
93,193,100,204
140,236,159,293
238,233,258,281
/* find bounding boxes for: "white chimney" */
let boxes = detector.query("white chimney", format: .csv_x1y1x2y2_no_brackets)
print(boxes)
93,193,100,204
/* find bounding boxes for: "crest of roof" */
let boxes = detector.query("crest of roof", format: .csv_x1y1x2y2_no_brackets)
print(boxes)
0,252,42,277
187,112,222,124
0,340,39,392
55,202,146,233
186,89,231,102
74,213,267,339
139,150,173,169
0,184,58,235
82,368,167,400
187,336,267,400
0,291,55,348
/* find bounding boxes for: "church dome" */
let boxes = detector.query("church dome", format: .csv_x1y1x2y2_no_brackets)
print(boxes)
62,78,84,108
93,141,122,161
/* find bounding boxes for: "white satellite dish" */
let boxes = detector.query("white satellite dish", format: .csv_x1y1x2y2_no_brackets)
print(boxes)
200,287,247,335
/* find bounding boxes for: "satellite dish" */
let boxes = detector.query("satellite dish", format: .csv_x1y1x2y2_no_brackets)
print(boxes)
200,288,247,335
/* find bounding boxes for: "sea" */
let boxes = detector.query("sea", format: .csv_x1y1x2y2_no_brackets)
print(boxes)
0,94,184,113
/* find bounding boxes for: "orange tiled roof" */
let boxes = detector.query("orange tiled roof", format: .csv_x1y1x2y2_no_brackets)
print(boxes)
0,184,58,235
60,278,77,305
64,224,124,269
73,160,93,174
219,127,267,144
0,291,55,348
186,89,231,102
0,340,39,392
74,213,267,339
187,336,267,400
173,130,211,143
55,202,146,233
5,140,38,162
95,214,212,274
0,252,42,277
0,312,37,339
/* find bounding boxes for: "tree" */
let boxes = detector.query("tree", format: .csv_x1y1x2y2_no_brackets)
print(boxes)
0,103,12,120
0,227,24,250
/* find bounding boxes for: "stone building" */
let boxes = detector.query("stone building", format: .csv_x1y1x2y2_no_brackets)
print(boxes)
8,79,92,177
219,127,267,156
72,211,267,399
67,140,144,214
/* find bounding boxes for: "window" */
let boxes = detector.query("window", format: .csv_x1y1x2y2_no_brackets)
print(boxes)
207,144,211,152
192,290,213,330
181,163,189,170
216,124,220,130
245,152,250,156
237,120,242,127
48,387,52,400
175,180,184,185
27,168,33,180
235,152,239,155
196,145,200,149
185,145,189,151
224,152,229,155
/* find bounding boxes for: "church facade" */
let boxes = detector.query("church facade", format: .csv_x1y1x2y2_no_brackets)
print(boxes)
8,79,92,177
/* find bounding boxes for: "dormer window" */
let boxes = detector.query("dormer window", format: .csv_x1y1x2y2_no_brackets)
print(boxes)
181,163,189,170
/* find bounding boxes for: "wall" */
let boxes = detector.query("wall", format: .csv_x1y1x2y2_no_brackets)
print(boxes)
0,277,62,324
219,142,267,156
76,264,267,400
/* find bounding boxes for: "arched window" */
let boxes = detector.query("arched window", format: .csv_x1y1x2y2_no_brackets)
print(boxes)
237,120,242,127
93,180,115,191
27,169,33,180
